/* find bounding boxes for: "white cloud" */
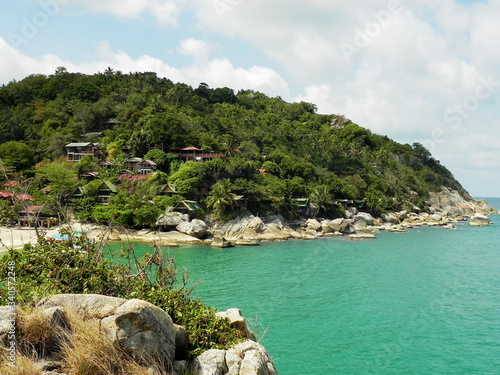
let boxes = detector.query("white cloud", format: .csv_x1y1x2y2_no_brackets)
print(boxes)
0,36,288,98
69,0,180,26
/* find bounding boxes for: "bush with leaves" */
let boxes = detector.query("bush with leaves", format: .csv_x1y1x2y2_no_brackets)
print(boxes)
0,231,243,359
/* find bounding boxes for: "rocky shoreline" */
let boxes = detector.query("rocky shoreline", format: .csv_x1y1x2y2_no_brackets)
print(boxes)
89,190,498,248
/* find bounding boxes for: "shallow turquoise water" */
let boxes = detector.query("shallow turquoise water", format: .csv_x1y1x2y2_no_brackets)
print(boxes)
116,198,500,375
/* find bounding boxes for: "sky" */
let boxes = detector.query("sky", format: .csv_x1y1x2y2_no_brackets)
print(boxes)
1,0,499,197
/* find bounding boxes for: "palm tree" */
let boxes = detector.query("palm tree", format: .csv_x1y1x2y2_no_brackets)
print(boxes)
309,185,333,214
206,179,237,220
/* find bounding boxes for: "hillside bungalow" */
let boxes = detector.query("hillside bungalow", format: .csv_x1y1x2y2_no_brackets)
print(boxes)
175,146,226,162
136,159,157,175
70,187,85,200
97,180,118,205
173,200,202,218
158,184,178,195
66,142,102,162
18,205,57,228
293,198,315,218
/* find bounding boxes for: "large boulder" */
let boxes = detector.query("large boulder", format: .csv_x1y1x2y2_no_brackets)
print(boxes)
213,215,265,240
156,211,189,227
192,340,277,375
469,213,493,226
328,218,355,234
306,219,322,231
354,212,375,226
176,219,209,238
381,213,399,224
191,349,228,375
37,294,176,367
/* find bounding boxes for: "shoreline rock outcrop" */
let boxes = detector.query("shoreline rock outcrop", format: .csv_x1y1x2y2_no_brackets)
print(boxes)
1,294,277,375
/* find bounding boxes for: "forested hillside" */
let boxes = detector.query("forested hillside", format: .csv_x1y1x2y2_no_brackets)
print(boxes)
0,68,469,227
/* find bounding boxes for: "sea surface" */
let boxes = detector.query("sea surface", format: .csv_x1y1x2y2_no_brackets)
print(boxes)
115,198,500,375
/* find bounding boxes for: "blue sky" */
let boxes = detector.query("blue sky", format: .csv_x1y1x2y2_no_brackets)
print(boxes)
1,0,500,197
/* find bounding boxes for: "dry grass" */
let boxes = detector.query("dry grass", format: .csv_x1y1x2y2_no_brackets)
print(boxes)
0,354,43,375
1,306,172,375
16,307,65,358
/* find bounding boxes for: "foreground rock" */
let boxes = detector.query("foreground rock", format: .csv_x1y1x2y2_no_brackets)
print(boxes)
469,213,493,226
0,294,277,375
192,340,277,375
37,294,176,366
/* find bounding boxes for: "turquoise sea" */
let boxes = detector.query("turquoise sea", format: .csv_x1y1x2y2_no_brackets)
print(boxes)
119,198,500,375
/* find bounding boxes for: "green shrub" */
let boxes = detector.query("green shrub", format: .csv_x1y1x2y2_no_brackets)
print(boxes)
0,231,243,359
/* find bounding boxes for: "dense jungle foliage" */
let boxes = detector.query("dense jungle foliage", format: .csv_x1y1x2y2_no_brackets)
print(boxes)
0,68,469,226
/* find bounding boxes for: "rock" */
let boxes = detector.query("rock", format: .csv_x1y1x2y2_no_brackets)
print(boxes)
430,214,443,222
256,223,292,241
192,340,277,375
191,349,228,375
329,218,345,232
155,211,189,227
211,238,234,248
176,219,208,238
345,207,358,218
173,360,189,375
215,308,256,341
306,219,322,231
381,213,399,224
320,220,331,233
355,212,375,226
353,219,367,231
349,231,376,239
37,294,128,319
174,324,189,360
93,300,176,367
427,187,498,215
469,213,493,226
235,340,278,375
235,240,260,246
38,294,176,367
226,348,243,375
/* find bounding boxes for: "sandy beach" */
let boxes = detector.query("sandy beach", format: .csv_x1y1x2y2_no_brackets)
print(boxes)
0,226,61,253
0,223,205,254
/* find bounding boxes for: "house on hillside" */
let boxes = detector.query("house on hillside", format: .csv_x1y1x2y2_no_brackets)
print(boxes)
70,186,85,200
136,159,157,175
97,180,118,205
173,200,202,218
175,146,226,162
293,198,316,218
158,184,178,195
65,142,102,162
18,206,57,228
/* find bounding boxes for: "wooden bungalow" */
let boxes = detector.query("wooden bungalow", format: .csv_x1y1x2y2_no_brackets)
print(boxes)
158,184,178,195
65,142,102,162
136,159,157,175
18,205,57,228
173,200,202,218
175,146,226,162
97,180,118,205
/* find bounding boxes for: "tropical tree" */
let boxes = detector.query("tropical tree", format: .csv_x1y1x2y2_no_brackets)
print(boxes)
205,179,237,220
309,185,333,214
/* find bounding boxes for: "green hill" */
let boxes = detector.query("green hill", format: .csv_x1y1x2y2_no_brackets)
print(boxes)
0,69,470,226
